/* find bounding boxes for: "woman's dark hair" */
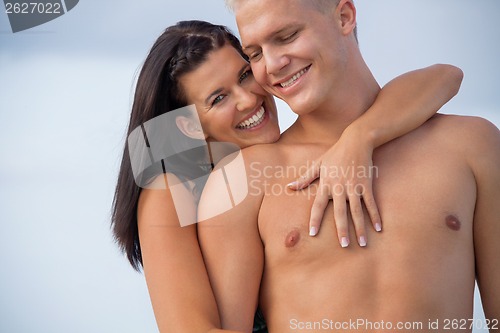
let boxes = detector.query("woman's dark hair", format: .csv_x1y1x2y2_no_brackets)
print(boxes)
111,20,246,271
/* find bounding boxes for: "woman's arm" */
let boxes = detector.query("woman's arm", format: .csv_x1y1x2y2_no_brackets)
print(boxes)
197,152,265,332
351,64,463,148
289,64,464,247
138,177,243,333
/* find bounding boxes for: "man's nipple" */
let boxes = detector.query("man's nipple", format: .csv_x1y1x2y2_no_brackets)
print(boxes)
285,229,301,248
445,215,461,231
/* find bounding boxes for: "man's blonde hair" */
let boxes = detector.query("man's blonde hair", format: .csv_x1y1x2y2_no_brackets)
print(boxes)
224,0,239,11
225,0,340,11
225,0,357,42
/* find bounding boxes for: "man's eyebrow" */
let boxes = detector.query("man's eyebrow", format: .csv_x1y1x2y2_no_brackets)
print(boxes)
243,24,298,50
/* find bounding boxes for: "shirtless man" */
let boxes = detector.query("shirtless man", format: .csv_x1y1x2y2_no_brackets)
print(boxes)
198,1,500,332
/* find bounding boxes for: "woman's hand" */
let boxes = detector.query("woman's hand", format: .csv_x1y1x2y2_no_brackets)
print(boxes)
288,125,381,247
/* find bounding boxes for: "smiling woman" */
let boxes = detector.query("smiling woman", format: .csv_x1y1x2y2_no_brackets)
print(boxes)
178,44,280,147
111,21,279,333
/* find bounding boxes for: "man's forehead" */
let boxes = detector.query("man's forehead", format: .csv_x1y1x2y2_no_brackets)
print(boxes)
235,0,299,47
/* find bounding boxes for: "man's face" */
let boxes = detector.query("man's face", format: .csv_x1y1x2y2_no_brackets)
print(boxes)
236,0,349,116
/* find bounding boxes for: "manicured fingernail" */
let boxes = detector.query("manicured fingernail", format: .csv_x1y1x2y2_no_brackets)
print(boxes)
359,236,367,247
309,226,317,236
375,223,382,232
341,237,349,248
287,181,298,188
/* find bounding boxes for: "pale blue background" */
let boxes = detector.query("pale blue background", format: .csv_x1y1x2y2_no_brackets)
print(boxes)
0,1,499,332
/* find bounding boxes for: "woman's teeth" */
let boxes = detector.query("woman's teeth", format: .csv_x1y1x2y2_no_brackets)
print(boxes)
237,107,265,129
280,67,309,88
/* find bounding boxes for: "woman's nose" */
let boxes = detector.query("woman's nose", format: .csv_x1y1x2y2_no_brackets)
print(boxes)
235,87,258,112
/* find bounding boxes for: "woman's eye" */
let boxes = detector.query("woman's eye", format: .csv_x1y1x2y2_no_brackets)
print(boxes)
239,69,253,83
212,94,225,106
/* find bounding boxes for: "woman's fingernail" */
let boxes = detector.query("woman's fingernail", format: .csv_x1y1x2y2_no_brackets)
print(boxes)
287,181,298,188
341,237,349,248
309,226,317,236
359,236,367,247
375,223,382,232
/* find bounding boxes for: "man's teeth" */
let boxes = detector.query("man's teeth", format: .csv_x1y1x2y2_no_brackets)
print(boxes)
237,107,265,129
280,68,308,88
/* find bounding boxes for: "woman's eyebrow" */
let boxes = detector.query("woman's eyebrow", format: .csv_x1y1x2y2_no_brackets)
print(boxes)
204,88,223,106
203,63,249,106
237,63,249,79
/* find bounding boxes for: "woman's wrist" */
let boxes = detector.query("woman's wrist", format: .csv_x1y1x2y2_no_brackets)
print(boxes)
342,118,378,151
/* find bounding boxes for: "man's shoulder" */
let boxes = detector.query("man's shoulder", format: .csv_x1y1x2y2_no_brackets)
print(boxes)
427,114,500,167
382,113,499,170
411,113,497,148
197,144,281,222
428,114,499,146
430,113,495,129
237,142,291,171
241,142,282,159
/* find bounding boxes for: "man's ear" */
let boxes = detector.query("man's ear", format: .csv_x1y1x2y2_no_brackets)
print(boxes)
337,0,357,36
176,116,207,140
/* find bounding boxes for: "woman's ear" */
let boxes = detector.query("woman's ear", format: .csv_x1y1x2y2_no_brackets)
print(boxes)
176,116,207,140
337,0,357,36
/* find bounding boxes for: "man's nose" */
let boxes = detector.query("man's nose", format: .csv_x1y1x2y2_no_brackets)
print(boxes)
264,48,290,75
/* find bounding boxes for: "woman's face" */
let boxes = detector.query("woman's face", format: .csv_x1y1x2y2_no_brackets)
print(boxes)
179,44,280,149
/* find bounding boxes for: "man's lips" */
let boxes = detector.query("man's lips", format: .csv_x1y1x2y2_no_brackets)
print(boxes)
274,65,311,88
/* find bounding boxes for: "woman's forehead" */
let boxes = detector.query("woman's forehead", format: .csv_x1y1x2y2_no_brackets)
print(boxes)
179,45,248,103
